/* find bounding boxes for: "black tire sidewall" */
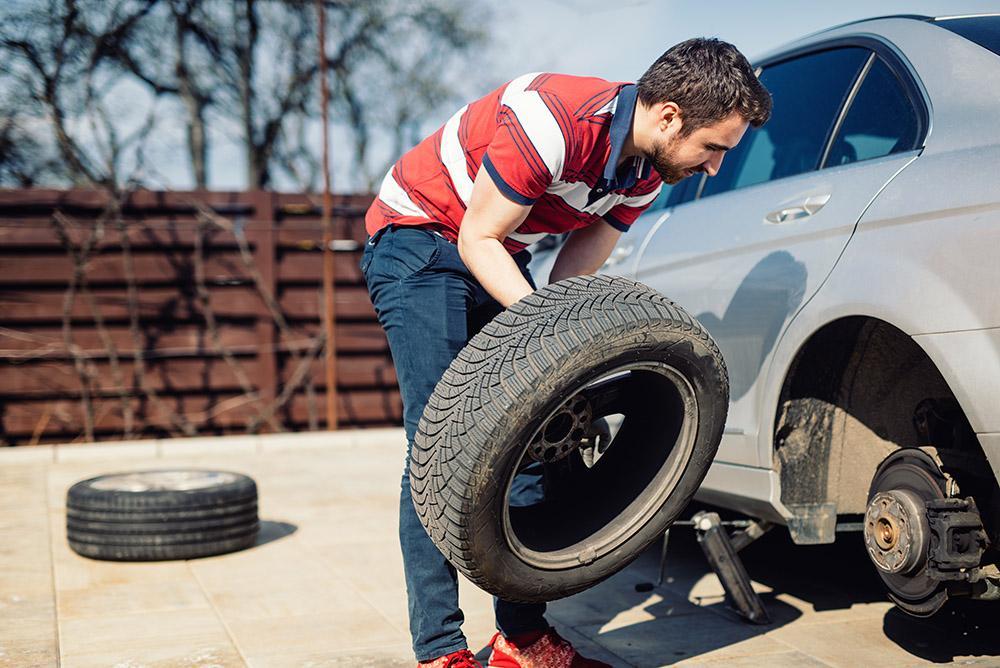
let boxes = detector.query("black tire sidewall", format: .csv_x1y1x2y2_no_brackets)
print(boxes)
478,332,725,601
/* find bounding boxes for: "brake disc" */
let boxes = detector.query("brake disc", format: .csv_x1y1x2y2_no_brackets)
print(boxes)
864,448,949,616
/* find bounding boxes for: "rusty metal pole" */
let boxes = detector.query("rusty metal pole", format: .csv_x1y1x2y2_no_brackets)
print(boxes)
317,0,338,429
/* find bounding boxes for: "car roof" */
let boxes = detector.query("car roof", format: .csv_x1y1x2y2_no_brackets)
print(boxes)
750,13,979,64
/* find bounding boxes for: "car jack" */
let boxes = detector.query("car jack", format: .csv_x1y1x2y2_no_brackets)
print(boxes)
658,512,773,624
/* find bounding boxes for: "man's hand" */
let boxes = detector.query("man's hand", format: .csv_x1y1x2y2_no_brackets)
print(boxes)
549,221,621,283
457,168,536,308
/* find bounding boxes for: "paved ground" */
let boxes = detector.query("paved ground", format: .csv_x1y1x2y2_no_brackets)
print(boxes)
2,429,999,667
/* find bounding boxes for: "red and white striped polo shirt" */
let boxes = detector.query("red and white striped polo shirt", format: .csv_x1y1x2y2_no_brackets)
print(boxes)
364,72,663,254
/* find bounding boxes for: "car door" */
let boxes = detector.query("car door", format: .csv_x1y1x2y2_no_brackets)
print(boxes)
633,44,925,467
600,175,701,277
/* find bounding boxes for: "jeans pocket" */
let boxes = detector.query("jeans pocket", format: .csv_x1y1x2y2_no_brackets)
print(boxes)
360,244,374,276
380,228,442,280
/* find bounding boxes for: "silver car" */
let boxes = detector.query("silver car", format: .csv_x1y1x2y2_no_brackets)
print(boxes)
531,13,1000,616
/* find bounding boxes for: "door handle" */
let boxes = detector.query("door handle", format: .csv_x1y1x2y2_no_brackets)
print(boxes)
765,194,831,224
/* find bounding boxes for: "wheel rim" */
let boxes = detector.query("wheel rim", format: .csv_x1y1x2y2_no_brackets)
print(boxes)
89,470,239,493
501,360,699,570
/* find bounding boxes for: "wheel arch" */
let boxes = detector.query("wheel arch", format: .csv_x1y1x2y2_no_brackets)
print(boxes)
765,314,998,544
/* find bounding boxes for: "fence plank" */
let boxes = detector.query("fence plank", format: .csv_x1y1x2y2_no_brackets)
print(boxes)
0,189,393,445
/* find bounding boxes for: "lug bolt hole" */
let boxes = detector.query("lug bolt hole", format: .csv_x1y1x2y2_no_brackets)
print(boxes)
543,413,573,443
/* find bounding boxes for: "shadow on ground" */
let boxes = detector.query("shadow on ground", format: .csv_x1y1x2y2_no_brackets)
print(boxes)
883,601,998,663
649,510,1000,665
469,503,1000,666
253,519,297,548
736,521,1000,663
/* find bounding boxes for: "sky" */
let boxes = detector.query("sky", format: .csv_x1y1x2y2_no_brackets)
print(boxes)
165,0,1000,192
486,0,1000,82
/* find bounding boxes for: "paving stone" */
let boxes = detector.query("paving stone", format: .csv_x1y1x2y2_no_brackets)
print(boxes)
0,616,59,668
547,567,704,631
227,611,402,665
770,591,894,626
59,575,213,622
314,539,410,633
157,435,259,457
297,645,414,667
769,616,945,667
191,538,367,622
59,608,243,667
576,612,792,667
0,463,59,668
678,649,831,667
0,445,54,464
882,602,1000,665
256,429,356,453
55,441,158,463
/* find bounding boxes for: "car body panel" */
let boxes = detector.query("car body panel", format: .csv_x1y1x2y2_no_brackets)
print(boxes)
695,462,791,523
633,150,919,467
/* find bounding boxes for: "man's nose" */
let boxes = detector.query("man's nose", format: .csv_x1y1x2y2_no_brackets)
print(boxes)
702,153,724,177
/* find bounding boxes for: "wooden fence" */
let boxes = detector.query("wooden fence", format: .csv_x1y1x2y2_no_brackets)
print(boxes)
0,189,401,446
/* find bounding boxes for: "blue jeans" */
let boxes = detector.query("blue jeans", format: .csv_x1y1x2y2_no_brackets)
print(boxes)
360,225,548,661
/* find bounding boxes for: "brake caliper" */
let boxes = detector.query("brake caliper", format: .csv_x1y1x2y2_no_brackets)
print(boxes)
926,497,990,581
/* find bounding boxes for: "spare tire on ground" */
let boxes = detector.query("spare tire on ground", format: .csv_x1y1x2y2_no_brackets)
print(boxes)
66,470,259,561
411,274,729,603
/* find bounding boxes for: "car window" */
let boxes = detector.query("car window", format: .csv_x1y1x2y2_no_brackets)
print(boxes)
702,47,870,198
825,57,920,167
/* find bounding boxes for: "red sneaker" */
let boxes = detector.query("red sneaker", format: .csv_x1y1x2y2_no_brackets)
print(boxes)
419,648,482,668
488,629,612,667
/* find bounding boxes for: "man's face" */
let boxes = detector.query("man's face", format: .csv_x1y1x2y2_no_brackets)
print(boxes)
647,111,749,184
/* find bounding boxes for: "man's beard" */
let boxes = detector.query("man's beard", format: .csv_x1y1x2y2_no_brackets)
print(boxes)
647,137,694,184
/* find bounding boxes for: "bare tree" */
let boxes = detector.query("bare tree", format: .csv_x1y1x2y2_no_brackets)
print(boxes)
0,0,163,188
0,0,490,192
0,87,68,187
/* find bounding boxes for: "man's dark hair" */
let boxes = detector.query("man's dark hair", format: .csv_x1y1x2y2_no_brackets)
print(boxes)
637,37,772,135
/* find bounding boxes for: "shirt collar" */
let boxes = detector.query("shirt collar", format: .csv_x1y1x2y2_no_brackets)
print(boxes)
592,83,650,201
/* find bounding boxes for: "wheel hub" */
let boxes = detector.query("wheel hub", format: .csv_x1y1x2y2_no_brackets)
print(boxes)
865,489,929,574
529,394,594,463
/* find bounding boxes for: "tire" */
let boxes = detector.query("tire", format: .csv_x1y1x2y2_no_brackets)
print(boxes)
66,469,259,561
411,274,729,602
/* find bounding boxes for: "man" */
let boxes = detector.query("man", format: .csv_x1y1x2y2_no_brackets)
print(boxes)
361,37,771,668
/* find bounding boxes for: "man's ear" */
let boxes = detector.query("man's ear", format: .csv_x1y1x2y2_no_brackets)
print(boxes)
658,101,683,133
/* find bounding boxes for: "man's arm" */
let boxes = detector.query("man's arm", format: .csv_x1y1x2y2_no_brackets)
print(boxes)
548,222,622,284
457,168,535,308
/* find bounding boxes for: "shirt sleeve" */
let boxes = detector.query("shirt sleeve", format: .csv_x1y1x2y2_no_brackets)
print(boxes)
482,82,567,205
603,183,662,232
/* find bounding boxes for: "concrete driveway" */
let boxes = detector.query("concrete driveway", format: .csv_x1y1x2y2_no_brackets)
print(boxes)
1,430,997,667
